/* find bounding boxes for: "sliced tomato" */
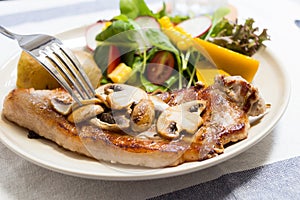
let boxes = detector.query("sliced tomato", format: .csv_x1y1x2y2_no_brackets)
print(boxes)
107,45,121,74
146,51,175,85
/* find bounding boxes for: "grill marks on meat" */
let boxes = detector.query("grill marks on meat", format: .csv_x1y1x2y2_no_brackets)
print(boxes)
2,76,265,168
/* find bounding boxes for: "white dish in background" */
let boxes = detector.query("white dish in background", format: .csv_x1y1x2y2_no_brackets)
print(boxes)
0,26,290,181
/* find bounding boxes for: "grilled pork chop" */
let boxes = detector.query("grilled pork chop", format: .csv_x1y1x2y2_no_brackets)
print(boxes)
2,76,266,168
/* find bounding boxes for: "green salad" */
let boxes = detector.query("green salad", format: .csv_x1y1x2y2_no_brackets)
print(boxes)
90,0,269,92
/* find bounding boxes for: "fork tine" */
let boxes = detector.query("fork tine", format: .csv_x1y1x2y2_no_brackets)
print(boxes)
1,25,96,104
36,51,82,105
41,43,95,101
56,43,95,98
42,46,88,100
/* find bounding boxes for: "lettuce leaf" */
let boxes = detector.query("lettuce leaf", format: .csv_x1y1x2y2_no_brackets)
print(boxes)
119,0,154,19
208,18,270,56
202,7,230,40
95,20,135,42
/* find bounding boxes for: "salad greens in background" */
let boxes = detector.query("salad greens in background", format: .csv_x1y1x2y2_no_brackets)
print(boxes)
93,0,269,92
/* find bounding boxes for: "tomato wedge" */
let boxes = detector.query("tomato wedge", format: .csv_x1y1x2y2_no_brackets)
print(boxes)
146,51,175,85
107,45,121,74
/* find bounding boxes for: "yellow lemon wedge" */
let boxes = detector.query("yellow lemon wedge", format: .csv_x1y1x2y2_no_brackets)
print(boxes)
196,68,230,86
194,38,259,82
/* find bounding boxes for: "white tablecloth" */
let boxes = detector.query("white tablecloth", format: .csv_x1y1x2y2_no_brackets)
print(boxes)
0,0,299,199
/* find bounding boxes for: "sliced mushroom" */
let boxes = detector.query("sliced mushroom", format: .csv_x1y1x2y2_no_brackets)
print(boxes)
98,112,116,124
51,97,73,115
135,124,160,139
71,98,103,110
157,100,206,139
130,99,155,132
89,113,130,132
90,118,120,132
51,96,103,116
106,84,148,110
68,104,104,123
114,114,131,130
180,100,206,115
148,95,169,112
94,84,150,133
95,110,131,131
94,84,112,108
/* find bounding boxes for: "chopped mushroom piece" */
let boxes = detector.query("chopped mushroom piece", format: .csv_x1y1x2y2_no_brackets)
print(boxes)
89,114,130,132
148,95,169,112
71,98,103,110
157,100,206,139
51,97,73,115
106,84,148,110
93,84,150,133
130,99,155,132
94,84,112,107
68,104,104,123
90,118,121,132
51,97,103,116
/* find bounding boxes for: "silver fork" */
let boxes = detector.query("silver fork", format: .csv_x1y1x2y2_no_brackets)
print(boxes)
0,25,95,105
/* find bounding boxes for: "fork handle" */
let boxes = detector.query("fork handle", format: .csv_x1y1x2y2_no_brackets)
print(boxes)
0,25,18,40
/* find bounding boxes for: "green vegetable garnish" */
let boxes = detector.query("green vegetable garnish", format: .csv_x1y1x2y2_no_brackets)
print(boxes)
203,7,231,40
119,0,154,19
92,0,269,93
207,18,270,56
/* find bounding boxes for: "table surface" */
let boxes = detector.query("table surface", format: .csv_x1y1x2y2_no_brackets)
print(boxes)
0,0,299,199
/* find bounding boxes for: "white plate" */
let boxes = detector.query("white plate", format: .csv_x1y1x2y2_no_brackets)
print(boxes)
0,26,290,181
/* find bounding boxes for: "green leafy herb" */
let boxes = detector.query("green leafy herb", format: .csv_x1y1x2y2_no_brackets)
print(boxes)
119,0,154,19
202,7,230,40
96,20,135,42
154,2,167,19
145,29,178,55
208,18,270,56
93,44,110,73
92,0,270,93
169,15,190,25
140,75,163,92
119,0,168,20
140,73,178,93
113,14,129,22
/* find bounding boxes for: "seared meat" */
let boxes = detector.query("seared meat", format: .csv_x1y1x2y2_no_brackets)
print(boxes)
2,88,91,157
2,76,265,168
